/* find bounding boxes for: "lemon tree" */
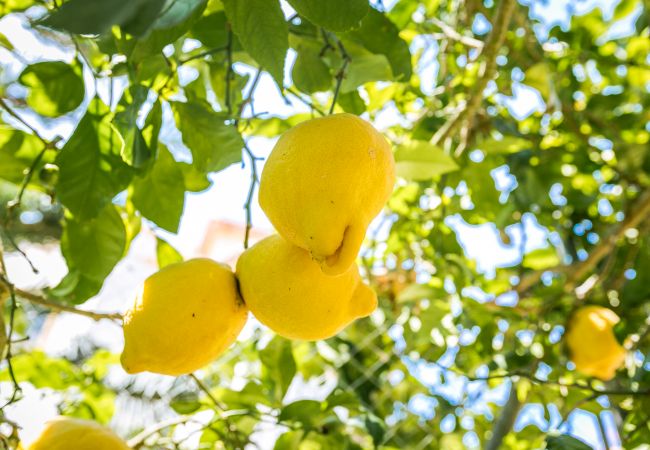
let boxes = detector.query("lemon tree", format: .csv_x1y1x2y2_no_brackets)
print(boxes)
1,0,650,449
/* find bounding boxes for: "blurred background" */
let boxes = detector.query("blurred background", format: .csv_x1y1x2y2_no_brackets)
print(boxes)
1,0,650,449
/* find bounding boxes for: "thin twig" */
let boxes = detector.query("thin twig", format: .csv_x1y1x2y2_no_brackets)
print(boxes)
242,144,258,250
430,17,484,49
179,45,229,65
485,383,522,450
0,98,48,144
225,28,234,116
0,276,122,322
189,373,245,449
0,244,21,408
329,39,351,115
127,415,198,449
286,88,326,116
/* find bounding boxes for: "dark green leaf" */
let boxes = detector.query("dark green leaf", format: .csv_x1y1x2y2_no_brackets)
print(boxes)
546,435,593,450
61,204,126,282
130,0,207,59
132,145,185,233
18,61,85,117
172,100,243,173
336,90,365,114
113,84,155,168
365,414,385,447
190,11,231,48
279,400,323,428
291,36,331,94
344,8,412,81
46,270,103,305
121,0,166,37
223,0,288,86
41,0,151,35
287,0,368,32
56,99,133,220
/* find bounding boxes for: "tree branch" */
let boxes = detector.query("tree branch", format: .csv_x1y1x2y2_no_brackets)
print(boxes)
127,415,198,449
431,0,517,149
430,17,484,49
485,384,522,450
515,189,650,297
0,277,122,322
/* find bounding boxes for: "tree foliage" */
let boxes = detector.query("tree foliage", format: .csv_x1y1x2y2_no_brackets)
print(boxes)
1,0,650,449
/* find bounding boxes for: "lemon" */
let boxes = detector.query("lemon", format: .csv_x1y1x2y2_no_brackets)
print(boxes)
121,258,248,376
236,235,377,340
259,113,395,275
29,417,129,450
565,306,626,380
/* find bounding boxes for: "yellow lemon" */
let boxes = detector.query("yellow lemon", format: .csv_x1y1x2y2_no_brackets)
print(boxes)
259,113,395,275
565,306,626,380
236,235,377,340
121,258,248,376
29,417,129,450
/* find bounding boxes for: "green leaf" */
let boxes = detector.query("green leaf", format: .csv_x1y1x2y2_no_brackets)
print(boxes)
394,141,459,181
546,435,593,450
340,52,393,92
172,100,243,173
286,0,369,32
190,11,231,48
114,84,156,168
279,400,323,428
132,145,186,233
223,0,288,86
260,337,296,403
0,126,47,184
61,204,127,281
41,0,152,35
365,414,385,447
291,36,331,94
522,246,560,270
0,31,14,51
344,8,412,81
121,0,166,37
0,0,35,14
614,0,637,20
479,135,531,155
396,284,441,303
131,0,207,59
56,99,133,220
156,237,184,268
336,90,365,114
179,162,212,192
46,270,103,305
524,62,553,101
18,61,85,117
170,391,201,414
274,430,304,450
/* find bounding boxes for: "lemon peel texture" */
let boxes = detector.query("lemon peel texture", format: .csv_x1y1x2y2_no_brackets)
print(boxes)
259,113,395,275
236,235,377,341
121,258,248,376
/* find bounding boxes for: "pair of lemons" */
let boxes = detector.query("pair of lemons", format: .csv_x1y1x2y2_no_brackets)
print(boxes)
121,113,395,377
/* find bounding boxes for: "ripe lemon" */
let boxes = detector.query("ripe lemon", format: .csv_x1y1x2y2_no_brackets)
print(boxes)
236,235,377,340
565,306,626,380
121,258,248,376
259,113,395,275
29,417,129,450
